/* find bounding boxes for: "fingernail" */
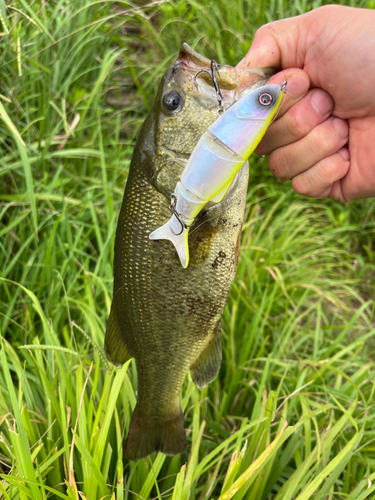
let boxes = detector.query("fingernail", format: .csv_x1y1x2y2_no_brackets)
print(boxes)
338,147,350,161
287,75,309,99
310,90,333,116
333,118,349,139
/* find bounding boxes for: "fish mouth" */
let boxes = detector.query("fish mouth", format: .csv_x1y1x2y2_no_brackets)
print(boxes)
178,43,212,70
177,43,239,90
175,43,275,102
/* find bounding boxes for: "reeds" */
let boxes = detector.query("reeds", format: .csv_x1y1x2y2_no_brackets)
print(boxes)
1,0,375,498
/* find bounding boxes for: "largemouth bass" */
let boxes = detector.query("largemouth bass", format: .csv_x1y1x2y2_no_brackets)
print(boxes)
105,44,274,461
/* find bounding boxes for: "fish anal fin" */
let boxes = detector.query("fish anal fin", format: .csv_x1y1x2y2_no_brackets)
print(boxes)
190,323,222,389
125,404,186,460
104,300,132,366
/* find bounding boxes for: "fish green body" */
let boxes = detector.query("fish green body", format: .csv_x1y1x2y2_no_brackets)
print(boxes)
105,44,274,461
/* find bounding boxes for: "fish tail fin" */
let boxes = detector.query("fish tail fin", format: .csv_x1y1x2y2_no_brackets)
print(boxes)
125,404,186,461
149,215,190,268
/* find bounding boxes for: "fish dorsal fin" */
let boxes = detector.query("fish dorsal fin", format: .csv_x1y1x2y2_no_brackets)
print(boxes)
190,323,222,389
105,296,132,366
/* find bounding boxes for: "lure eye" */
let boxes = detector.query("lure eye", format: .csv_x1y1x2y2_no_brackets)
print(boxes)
163,90,182,112
259,93,273,106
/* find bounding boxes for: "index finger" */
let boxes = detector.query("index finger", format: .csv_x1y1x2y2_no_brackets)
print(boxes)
266,69,310,119
236,67,310,120
236,14,311,70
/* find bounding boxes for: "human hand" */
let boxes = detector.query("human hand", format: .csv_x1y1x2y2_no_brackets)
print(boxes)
237,5,375,202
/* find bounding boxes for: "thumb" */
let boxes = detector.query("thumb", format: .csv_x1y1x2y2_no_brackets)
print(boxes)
237,14,312,70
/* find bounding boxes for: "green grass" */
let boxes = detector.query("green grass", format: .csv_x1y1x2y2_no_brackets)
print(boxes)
1,0,375,498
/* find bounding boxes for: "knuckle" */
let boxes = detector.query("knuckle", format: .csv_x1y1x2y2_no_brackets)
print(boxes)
286,108,310,141
291,176,311,197
316,4,342,15
268,149,290,179
256,23,274,36
321,152,350,179
318,158,334,178
285,112,302,141
313,122,337,153
255,137,271,156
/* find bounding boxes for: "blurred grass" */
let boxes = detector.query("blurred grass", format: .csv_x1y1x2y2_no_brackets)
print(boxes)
1,0,375,499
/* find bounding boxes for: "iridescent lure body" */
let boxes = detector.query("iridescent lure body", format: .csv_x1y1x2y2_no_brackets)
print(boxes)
150,83,286,267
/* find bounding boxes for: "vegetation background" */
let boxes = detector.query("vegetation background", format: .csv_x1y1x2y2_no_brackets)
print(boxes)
1,0,375,498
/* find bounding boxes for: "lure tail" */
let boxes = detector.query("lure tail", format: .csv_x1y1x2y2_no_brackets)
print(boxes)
149,214,191,268
125,404,186,460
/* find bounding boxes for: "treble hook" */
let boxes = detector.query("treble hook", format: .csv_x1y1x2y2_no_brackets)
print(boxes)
194,60,225,116
168,194,195,236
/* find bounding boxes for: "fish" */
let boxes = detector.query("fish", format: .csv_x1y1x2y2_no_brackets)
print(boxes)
105,43,276,461
149,82,285,268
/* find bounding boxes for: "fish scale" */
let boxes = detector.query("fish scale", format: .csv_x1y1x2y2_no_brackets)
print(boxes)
105,43,272,460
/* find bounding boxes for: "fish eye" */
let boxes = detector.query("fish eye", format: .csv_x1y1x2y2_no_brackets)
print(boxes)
259,93,273,106
163,90,183,112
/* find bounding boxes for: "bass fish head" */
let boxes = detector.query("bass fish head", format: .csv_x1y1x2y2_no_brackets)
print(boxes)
150,43,275,197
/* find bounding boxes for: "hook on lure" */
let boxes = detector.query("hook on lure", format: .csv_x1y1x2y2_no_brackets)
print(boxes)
194,60,224,116
269,81,288,125
169,194,195,236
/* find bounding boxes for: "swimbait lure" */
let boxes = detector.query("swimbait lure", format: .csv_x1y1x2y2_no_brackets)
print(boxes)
150,81,287,268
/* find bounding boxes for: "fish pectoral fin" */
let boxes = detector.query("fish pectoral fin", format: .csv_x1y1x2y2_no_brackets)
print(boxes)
190,323,222,389
104,300,132,366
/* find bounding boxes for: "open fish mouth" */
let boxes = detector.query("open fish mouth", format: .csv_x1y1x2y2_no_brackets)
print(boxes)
178,43,243,90
176,43,275,103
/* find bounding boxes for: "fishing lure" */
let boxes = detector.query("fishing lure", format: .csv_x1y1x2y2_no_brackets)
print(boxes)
150,80,287,268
